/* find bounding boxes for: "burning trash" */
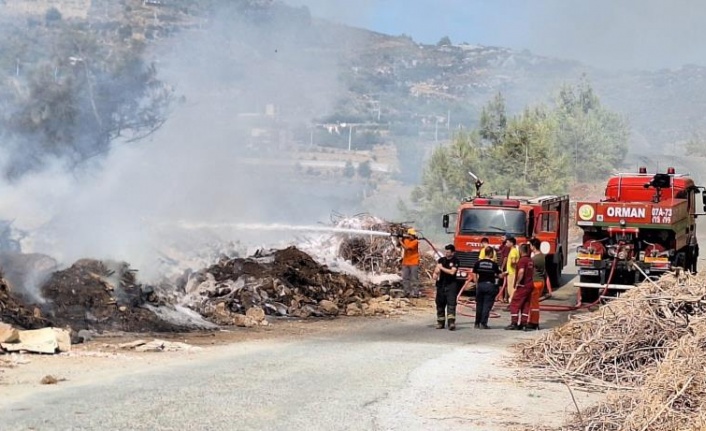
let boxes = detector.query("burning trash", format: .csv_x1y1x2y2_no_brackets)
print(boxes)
174,246,411,325
0,214,432,339
38,259,194,333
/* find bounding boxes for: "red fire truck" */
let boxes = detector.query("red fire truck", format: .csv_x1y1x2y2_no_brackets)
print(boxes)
442,178,570,288
574,167,705,302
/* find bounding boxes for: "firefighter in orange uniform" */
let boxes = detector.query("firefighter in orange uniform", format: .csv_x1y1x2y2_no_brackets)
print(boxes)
527,238,546,330
396,228,421,297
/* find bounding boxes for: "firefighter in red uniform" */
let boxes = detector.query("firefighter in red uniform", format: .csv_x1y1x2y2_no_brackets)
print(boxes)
505,243,534,330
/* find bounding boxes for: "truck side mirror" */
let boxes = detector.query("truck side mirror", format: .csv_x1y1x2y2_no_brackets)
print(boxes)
442,214,449,229
702,191,706,212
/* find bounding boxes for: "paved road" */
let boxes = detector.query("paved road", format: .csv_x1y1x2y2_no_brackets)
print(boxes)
0,300,580,431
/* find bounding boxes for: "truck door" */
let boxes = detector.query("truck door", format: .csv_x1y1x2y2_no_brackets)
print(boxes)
534,211,558,255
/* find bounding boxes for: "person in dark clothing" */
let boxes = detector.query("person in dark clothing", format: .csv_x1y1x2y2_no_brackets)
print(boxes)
472,246,503,329
433,244,460,330
505,243,534,331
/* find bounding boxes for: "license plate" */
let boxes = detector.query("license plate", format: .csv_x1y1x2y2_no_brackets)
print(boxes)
579,269,599,276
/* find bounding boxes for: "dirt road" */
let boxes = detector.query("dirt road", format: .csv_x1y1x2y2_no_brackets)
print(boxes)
0,291,601,431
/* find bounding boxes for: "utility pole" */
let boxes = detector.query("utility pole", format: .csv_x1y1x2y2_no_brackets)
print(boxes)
524,135,529,182
348,125,353,151
434,119,439,145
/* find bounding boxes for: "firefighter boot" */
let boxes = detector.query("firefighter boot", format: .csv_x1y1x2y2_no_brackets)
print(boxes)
436,318,445,329
448,317,456,331
504,323,521,330
524,323,540,331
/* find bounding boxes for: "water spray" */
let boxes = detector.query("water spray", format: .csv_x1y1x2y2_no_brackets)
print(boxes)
172,221,395,237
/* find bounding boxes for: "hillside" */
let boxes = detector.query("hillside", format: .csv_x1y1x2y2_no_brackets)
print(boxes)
1,0,704,167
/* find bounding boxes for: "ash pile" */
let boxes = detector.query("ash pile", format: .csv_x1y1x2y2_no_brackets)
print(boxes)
40,259,193,332
519,270,706,431
175,246,412,326
1,256,196,334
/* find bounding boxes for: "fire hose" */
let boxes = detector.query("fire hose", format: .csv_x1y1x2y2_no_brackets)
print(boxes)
454,256,620,318
417,234,620,317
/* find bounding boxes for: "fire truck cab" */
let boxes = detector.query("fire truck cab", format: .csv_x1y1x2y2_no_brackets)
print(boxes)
443,191,570,289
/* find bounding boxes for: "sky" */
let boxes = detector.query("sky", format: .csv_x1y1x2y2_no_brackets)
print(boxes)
286,0,706,70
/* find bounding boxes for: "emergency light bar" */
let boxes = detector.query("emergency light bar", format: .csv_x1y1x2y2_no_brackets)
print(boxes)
472,198,521,208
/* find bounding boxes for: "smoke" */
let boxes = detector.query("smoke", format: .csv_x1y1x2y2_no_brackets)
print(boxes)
0,2,369,283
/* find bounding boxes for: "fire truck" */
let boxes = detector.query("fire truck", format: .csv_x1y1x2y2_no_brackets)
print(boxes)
442,175,570,288
574,167,706,302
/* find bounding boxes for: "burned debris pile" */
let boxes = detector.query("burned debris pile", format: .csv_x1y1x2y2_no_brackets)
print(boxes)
0,280,47,330
38,259,189,333
1,214,425,340
178,246,410,325
335,214,409,274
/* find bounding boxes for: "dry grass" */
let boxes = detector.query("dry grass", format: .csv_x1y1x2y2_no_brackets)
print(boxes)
519,270,706,430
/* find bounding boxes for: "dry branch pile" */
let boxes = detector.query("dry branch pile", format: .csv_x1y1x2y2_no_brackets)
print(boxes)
332,213,437,281
334,213,409,274
577,329,706,431
519,271,706,430
177,246,410,325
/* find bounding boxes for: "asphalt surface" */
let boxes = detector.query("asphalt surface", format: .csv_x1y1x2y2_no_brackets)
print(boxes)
0,295,575,431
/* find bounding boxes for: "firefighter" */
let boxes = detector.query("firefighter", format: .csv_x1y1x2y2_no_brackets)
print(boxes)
527,238,546,330
471,246,503,329
478,237,496,262
433,244,460,330
395,228,420,297
504,237,520,301
495,233,509,303
505,243,534,330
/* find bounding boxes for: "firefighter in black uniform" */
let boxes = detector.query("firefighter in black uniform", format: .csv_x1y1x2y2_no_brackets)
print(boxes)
471,246,503,329
433,244,460,330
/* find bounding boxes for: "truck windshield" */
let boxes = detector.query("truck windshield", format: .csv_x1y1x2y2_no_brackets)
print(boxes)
459,209,526,236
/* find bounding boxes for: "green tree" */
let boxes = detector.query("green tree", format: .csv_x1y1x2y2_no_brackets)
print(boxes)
436,36,452,46
357,160,372,178
343,161,355,177
478,92,507,147
553,78,629,182
404,80,629,236
45,7,62,25
0,7,173,178
489,106,568,195
403,133,484,238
